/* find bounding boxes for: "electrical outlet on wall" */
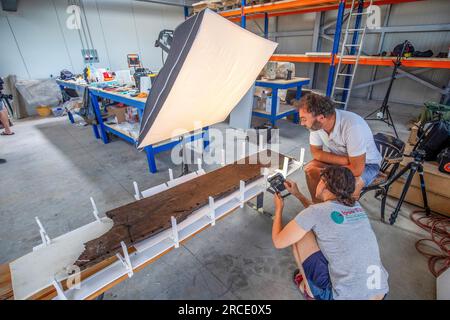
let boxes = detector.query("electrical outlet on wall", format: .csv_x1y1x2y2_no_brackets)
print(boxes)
81,49,99,63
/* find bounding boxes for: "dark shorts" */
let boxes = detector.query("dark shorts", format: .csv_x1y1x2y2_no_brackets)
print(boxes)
302,251,333,300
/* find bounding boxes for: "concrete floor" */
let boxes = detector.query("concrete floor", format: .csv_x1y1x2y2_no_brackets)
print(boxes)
0,97,436,299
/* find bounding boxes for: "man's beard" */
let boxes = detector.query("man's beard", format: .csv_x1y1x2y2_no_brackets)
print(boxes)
309,119,323,131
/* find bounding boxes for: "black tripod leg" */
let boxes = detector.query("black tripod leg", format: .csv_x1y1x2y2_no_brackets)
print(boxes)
380,191,387,222
386,108,399,138
365,107,380,120
389,165,417,225
417,165,431,216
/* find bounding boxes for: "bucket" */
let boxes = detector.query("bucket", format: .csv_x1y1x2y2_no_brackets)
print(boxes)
36,106,52,117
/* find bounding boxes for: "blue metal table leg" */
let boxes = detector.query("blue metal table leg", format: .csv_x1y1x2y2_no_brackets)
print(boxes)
202,126,210,150
67,111,75,124
271,89,278,126
92,124,100,139
90,92,109,144
145,145,157,173
264,13,269,39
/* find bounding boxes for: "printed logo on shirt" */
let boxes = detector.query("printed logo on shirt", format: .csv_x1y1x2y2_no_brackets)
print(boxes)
330,211,344,224
330,207,367,224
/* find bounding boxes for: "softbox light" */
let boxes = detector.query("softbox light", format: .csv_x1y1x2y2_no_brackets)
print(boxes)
137,9,278,148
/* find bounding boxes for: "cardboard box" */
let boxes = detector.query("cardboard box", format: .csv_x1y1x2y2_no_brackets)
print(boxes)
107,106,127,124
387,143,450,217
408,125,419,145
397,144,450,198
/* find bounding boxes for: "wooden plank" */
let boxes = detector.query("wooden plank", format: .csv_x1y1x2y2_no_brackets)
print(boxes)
0,264,13,300
75,151,283,270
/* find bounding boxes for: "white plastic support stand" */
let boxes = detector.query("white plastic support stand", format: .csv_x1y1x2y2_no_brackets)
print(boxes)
208,196,216,226
133,181,141,201
259,134,265,151
239,180,245,208
221,148,226,167
263,167,270,189
170,216,180,248
197,158,202,172
282,156,289,177
116,241,134,278
299,147,305,168
35,216,51,247
90,197,101,222
168,168,174,181
52,279,68,300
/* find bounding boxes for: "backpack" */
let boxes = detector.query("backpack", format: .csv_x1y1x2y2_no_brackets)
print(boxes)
392,41,415,57
437,147,450,174
417,120,450,161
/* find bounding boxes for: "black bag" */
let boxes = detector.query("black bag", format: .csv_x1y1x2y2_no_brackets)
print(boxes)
60,69,74,80
413,50,434,58
437,147,450,174
417,120,450,161
392,41,415,57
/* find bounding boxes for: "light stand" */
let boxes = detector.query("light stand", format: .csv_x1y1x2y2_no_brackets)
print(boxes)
365,40,411,139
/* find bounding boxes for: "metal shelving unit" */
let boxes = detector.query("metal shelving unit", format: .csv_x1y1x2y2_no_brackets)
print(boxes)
218,0,450,104
88,87,210,174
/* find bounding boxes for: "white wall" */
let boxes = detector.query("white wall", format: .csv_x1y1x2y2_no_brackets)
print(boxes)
0,0,185,79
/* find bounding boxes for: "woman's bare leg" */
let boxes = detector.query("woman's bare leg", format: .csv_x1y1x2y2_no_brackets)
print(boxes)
0,109,12,134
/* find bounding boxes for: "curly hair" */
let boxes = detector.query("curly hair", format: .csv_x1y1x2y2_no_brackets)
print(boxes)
320,166,356,207
294,93,336,117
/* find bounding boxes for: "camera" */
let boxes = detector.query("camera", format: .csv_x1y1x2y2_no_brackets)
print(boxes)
267,172,290,198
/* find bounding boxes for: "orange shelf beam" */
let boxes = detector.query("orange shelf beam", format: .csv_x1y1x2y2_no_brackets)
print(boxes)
223,0,423,22
270,54,450,69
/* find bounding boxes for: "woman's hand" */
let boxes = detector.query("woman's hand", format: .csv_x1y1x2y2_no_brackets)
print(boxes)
274,192,284,213
284,179,301,196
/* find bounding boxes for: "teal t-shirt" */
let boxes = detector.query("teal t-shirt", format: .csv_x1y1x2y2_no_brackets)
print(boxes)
295,200,389,300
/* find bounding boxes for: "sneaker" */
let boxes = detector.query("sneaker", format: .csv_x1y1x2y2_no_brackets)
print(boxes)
293,269,315,300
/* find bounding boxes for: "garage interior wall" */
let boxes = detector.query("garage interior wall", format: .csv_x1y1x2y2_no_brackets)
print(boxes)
0,0,185,79
0,0,449,107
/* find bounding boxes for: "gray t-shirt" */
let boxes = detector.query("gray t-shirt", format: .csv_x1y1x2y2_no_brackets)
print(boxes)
295,200,389,300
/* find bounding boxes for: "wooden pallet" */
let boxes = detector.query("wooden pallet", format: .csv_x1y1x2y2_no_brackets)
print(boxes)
193,0,224,13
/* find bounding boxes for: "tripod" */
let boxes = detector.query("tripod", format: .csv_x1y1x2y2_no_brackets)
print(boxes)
376,149,430,225
365,41,411,139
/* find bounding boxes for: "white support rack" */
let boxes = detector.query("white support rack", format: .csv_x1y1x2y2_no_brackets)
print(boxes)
170,216,180,248
133,181,142,201
48,150,303,300
52,279,67,300
90,197,101,223
35,217,51,247
208,196,216,226
115,241,133,278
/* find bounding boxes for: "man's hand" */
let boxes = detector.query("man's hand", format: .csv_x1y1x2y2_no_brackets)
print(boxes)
284,180,300,197
274,192,284,213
